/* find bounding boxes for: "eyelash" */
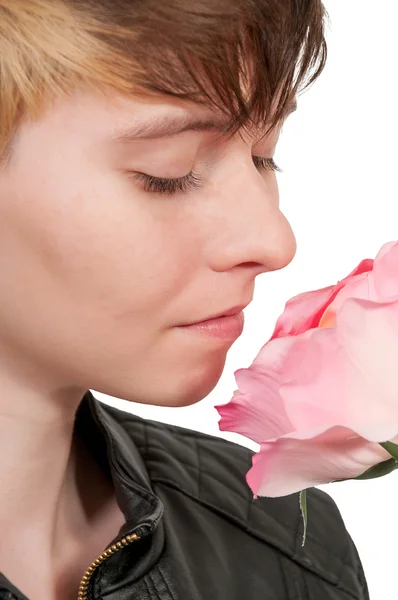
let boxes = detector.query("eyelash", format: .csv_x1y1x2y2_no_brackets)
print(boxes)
131,157,283,196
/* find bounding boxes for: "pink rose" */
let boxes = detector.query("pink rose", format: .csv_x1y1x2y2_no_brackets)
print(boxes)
215,241,398,499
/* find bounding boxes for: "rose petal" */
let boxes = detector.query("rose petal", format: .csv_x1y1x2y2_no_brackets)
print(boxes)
216,387,290,446
327,272,371,313
218,299,398,446
247,426,392,498
371,241,398,300
271,258,374,340
271,285,336,338
332,297,398,441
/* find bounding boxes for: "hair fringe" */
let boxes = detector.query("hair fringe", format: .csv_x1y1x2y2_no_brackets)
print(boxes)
0,0,330,166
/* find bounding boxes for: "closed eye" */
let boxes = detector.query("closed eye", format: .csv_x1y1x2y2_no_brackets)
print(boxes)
129,156,283,196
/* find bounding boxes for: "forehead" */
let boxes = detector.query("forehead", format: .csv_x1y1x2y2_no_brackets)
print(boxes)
3,87,295,170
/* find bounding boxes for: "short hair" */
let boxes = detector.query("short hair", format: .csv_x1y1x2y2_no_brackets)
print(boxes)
0,0,329,168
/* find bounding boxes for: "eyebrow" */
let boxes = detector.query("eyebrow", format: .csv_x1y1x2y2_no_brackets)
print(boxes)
114,99,297,143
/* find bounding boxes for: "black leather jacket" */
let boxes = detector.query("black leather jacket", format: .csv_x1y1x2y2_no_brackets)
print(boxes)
0,391,369,600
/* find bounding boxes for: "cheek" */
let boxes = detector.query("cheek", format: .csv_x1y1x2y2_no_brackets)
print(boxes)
4,152,203,346
43,196,199,331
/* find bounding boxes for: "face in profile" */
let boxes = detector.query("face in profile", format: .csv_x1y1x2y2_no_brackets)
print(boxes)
0,88,296,408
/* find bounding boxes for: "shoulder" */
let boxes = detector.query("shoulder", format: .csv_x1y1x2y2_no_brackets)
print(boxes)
108,404,369,599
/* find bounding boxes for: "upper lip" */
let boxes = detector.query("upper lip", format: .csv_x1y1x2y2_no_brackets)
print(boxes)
181,304,249,326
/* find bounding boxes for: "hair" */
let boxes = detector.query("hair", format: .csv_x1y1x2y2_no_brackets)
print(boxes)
0,0,329,169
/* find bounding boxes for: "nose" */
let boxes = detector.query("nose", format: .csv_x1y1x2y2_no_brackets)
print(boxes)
205,156,297,275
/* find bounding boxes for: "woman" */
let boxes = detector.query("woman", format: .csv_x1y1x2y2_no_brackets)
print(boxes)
0,1,368,599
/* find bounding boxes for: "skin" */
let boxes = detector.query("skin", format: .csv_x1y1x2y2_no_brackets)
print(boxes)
0,86,296,598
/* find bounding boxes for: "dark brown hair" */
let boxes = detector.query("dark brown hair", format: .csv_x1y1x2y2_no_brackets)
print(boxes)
0,0,329,166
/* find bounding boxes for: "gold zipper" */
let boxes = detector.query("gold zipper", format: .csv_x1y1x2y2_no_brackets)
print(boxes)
77,532,141,600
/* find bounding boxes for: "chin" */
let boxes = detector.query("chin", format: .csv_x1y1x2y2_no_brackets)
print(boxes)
127,364,225,408
162,360,226,408
135,381,221,408
94,353,227,408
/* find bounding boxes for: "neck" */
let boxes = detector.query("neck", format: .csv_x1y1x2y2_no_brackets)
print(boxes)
0,386,117,572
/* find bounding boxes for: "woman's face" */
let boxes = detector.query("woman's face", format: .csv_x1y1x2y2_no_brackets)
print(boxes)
0,88,296,407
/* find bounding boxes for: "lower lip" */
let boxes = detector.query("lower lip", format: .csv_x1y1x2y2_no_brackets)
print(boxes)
178,312,245,340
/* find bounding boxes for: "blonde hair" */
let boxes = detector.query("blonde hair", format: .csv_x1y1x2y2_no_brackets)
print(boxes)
0,0,329,168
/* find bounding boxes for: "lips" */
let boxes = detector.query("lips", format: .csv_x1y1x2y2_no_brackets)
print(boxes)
182,304,249,326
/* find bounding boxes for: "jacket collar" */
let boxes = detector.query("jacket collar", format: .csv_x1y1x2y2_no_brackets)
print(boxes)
0,392,165,600
74,390,164,540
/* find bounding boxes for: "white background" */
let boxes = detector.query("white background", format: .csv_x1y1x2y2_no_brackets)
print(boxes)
96,2,397,598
